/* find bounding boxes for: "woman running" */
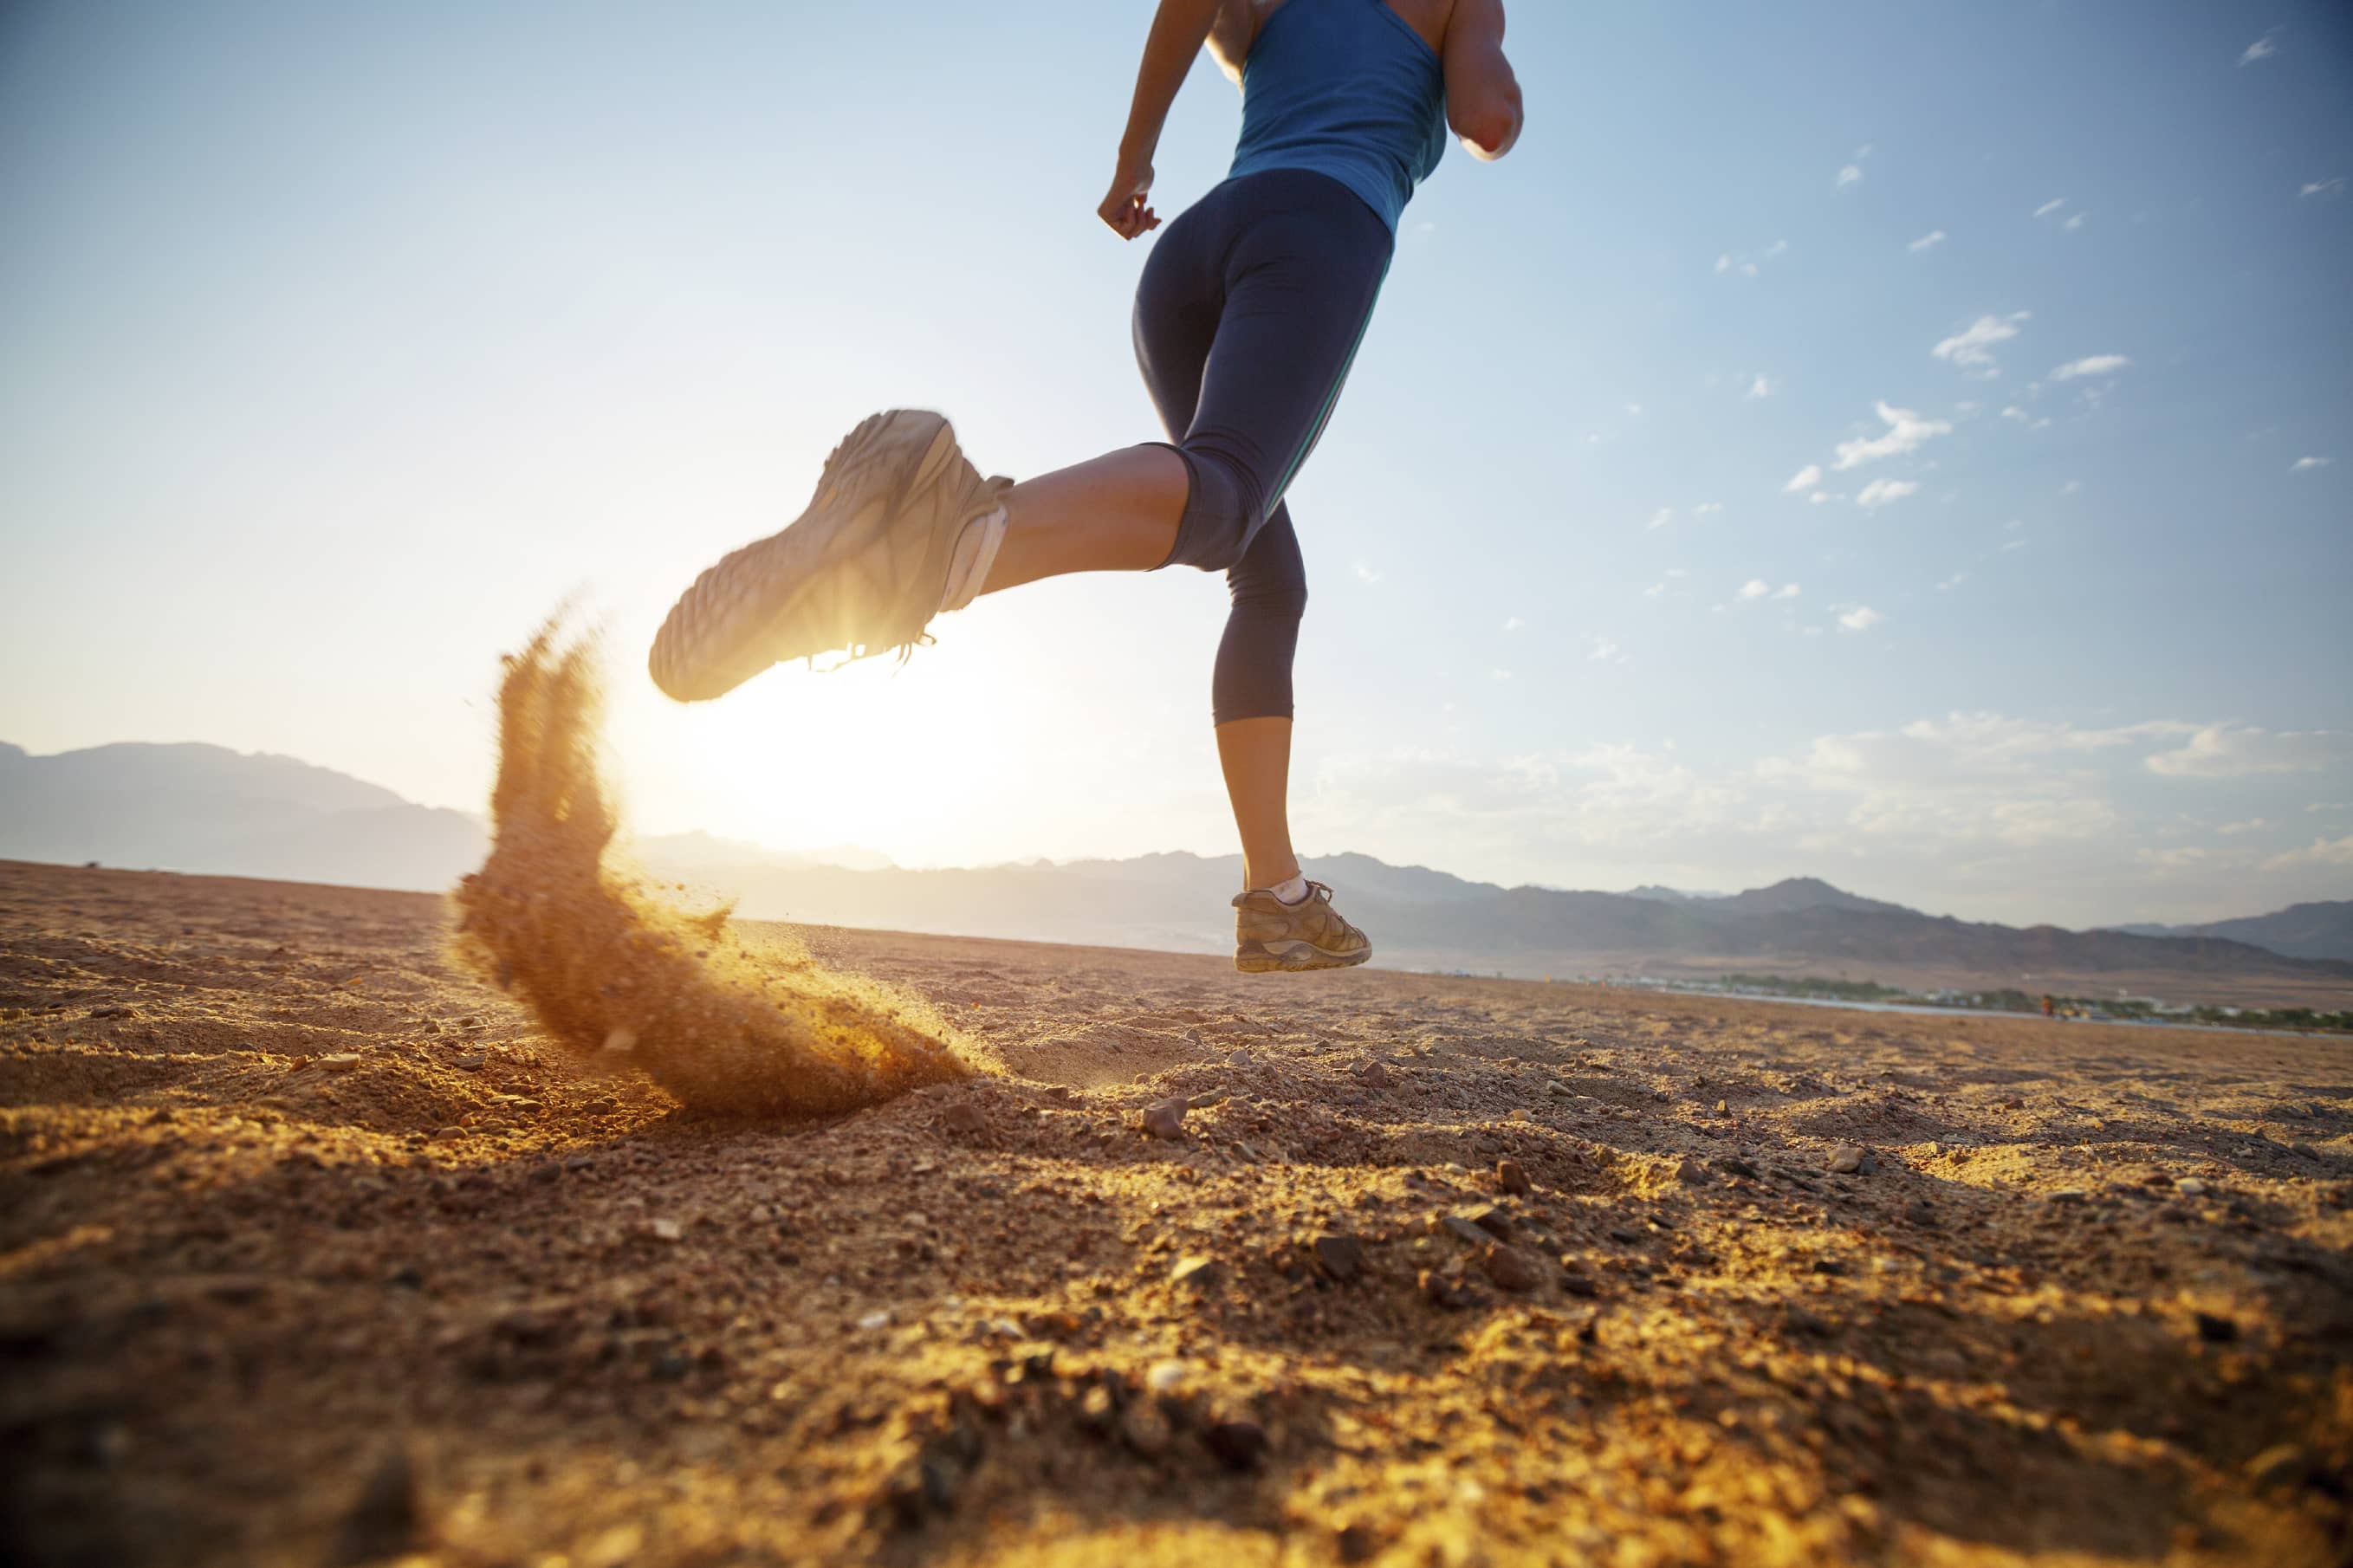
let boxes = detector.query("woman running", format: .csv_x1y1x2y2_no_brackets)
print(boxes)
650,0,1523,973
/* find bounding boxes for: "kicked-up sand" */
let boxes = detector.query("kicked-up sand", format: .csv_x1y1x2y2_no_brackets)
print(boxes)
1,857,2347,1565
450,626,974,1117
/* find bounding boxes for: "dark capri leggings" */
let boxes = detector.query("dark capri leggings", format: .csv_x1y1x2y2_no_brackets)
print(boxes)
1131,167,1393,725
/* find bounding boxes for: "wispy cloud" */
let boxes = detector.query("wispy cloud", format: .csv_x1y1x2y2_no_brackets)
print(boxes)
1784,463,1824,494
1831,401,1954,470
1353,560,1381,584
1935,570,1969,592
2050,353,2131,380
2063,211,2086,231
1491,668,1514,682
1774,583,1801,600
1645,506,1674,530
1838,606,1884,632
1908,230,1948,252
2145,724,2350,779
1715,240,1788,279
1502,616,1525,632
1747,373,1773,399
2301,178,2345,198
1932,311,2029,373
1691,502,1724,517
2291,456,2334,471
1836,164,1864,190
2264,835,2353,871
1737,579,1771,600
1857,477,1920,509
2032,198,2065,218
2217,818,2266,836
1586,635,1628,664
2239,30,2278,66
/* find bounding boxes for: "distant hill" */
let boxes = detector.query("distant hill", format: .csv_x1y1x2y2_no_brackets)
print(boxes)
0,740,486,892
2103,902,2353,965
4,737,2348,1007
688,856,2353,1006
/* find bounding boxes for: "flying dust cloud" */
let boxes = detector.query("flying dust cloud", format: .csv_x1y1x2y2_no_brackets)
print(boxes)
450,623,976,1116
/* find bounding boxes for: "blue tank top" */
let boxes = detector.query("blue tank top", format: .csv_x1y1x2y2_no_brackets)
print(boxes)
1227,0,1449,234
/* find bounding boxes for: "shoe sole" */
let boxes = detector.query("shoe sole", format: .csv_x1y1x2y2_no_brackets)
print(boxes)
649,411,962,702
1235,938,1373,975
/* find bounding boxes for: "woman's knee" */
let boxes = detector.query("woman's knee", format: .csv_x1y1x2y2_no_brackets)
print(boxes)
1228,564,1307,621
1160,440,1270,573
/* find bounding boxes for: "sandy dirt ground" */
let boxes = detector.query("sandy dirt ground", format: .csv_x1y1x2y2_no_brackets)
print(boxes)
2,859,2348,1567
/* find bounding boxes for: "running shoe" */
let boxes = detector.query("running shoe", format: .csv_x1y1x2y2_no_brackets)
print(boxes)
649,410,1010,702
1232,882,1373,973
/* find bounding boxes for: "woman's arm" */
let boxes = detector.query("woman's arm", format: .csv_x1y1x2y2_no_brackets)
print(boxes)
1442,0,1523,161
1099,0,1227,239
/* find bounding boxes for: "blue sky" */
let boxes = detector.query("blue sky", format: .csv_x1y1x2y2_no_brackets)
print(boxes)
3,0,2349,927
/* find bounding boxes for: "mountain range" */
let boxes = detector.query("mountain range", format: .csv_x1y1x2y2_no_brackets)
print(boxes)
4,738,2349,1006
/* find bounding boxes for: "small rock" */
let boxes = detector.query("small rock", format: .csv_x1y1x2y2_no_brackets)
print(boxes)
1716,1156,1759,1180
647,1217,684,1242
2245,1443,2307,1488
2048,1189,2087,1205
2194,1312,2238,1344
1228,1048,1254,1069
1358,1060,1390,1089
1482,1245,1540,1293
1187,1089,1228,1111
2174,1177,2211,1197
940,1101,987,1137
1313,1234,1365,1282
1715,1098,1730,1117
432,1125,463,1141
1467,1206,1514,1241
320,1053,362,1073
452,1054,485,1072
1606,1227,1643,1246
1202,1420,1268,1472
1999,1096,2025,1111
1417,1268,1470,1309
857,1310,892,1332
1675,1157,1708,1185
1142,1100,1188,1141
1559,1272,1598,1298
1144,1359,1189,1394
1119,1401,1173,1459
1169,1254,1221,1290
1441,1215,1492,1247
1495,1158,1532,1195
1826,1145,1867,1176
